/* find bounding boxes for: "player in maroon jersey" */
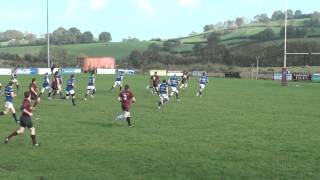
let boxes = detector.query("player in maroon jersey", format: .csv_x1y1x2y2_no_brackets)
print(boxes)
4,91,39,146
147,72,160,94
51,71,60,98
118,84,136,127
180,71,190,90
29,78,40,107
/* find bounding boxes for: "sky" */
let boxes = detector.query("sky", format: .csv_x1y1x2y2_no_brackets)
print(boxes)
0,0,319,41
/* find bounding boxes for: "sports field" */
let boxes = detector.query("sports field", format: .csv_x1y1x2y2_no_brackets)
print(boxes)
0,75,320,179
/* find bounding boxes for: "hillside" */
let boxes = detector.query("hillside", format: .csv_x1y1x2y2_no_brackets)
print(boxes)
168,18,320,53
0,41,151,60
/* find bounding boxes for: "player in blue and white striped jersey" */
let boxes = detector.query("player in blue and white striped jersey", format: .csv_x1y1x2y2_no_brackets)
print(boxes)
65,74,76,106
158,79,169,109
196,72,209,97
84,72,96,101
168,74,180,101
39,72,52,99
0,81,19,123
111,71,124,91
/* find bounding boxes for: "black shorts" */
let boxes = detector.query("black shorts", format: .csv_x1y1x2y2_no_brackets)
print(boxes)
121,105,130,112
20,115,33,128
31,94,38,101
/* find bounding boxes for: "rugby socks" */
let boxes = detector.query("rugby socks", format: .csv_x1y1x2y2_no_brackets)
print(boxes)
176,93,179,100
48,92,51,98
0,111,4,116
31,135,37,145
12,113,18,122
16,85,19,92
8,131,18,139
126,117,131,126
119,87,122,91
72,98,76,106
39,92,43,97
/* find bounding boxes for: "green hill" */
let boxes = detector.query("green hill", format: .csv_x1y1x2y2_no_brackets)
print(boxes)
169,18,320,53
0,41,151,60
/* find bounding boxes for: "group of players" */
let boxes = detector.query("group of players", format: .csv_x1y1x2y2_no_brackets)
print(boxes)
0,69,208,146
147,71,209,109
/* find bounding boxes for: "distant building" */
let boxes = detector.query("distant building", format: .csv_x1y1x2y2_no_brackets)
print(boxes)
77,57,116,72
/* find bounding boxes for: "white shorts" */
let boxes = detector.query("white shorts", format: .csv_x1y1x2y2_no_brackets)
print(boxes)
5,101,14,109
200,84,206,90
12,79,18,84
42,86,51,91
171,87,178,93
87,86,96,91
160,94,169,101
113,81,122,87
66,90,75,95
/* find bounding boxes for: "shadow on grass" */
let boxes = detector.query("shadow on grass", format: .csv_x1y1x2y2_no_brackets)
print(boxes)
75,120,126,128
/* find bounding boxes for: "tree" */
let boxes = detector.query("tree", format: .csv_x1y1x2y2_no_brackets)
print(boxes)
254,14,270,23
280,25,296,37
294,10,302,18
235,17,244,28
24,33,37,41
128,50,143,68
67,27,82,43
99,32,112,42
272,10,285,21
0,30,24,41
148,43,162,52
311,11,320,26
251,28,275,40
286,9,294,19
51,27,67,44
80,31,94,43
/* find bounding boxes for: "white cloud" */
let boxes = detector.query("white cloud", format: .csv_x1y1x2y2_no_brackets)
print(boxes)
90,0,107,10
178,0,200,8
61,0,82,20
135,0,157,16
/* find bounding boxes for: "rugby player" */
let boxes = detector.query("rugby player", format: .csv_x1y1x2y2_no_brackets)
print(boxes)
111,71,124,91
180,71,190,90
66,74,76,106
169,74,180,101
196,72,209,97
29,78,40,107
10,73,19,92
4,91,39,146
39,72,52,99
158,79,169,109
118,84,136,127
0,81,19,123
57,70,63,97
51,71,60,98
84,72,96,101
147,72,160,94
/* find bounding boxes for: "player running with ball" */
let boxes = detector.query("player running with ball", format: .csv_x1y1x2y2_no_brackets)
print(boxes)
158,79,169,109
39,72,52,99
118,85,136,127
111,71,124,91
4,91,39,146
84,72,96,101
196,72,209,97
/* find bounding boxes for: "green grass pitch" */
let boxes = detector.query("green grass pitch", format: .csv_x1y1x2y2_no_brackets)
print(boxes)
0,74,320,179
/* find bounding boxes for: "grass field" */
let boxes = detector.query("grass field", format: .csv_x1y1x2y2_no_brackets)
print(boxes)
0,75,320,179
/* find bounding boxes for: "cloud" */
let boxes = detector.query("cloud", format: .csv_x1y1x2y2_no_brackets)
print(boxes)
60,0,82,20
135,0,156,16
90,0,107,10
178,0,200,8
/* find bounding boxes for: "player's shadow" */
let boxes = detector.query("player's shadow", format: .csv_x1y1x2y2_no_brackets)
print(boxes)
76,121,121,128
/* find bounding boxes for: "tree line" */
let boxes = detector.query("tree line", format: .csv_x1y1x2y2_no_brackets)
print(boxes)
0,27,112,47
